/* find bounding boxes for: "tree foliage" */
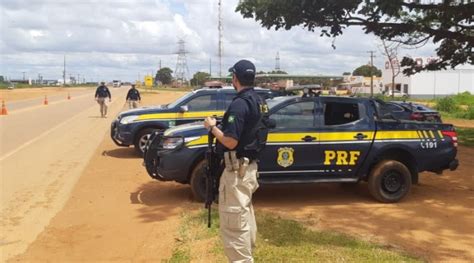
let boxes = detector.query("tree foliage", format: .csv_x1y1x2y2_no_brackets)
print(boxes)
190,71,211,86
236,0,474,75
353,65,382,77
155,67,173,85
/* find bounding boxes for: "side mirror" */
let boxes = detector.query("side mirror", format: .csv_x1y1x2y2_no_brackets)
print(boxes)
179,105,189,113
267,118,277,129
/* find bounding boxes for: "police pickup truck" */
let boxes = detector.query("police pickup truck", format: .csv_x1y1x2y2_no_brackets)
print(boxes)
111,87,276,154
144,95,459,203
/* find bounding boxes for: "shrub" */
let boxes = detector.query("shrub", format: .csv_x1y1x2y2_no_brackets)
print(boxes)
435,96,459,113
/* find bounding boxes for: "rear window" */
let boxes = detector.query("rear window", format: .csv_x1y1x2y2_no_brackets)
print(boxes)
323,102,360,125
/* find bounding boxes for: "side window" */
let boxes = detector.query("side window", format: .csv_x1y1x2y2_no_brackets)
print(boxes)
271,101,315,129
323,101,360,126
379,103,405,116
224,94,236,109
186,94,217,111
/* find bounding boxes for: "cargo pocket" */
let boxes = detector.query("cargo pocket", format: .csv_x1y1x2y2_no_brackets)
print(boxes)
220,206,245,230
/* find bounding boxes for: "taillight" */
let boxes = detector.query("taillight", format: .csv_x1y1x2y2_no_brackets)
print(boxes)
442,130,458,147
410,113,423,120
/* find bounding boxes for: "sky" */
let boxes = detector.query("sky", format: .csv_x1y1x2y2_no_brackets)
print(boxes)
0,0,437,82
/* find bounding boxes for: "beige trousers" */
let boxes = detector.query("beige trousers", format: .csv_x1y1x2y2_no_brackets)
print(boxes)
128,100,139,109
219,161,259,263
97,97,108,117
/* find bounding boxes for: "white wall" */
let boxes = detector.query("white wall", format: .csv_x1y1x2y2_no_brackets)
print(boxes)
382,58,474,97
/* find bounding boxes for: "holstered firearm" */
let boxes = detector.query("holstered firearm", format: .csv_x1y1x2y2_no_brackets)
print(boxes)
205,131,219,228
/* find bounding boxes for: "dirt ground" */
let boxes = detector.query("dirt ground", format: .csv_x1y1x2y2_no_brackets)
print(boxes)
0,87,95,102
7,91,474,262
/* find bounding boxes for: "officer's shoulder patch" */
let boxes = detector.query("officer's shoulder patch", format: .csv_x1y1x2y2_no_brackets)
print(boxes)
228,115,235,123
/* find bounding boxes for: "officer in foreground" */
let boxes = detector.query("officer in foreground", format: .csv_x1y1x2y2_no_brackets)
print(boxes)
95,81,111,118
204,59,264,262
126,84,141,109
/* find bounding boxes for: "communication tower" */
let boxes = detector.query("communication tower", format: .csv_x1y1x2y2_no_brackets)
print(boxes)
175,39,190,84
275,51,281,71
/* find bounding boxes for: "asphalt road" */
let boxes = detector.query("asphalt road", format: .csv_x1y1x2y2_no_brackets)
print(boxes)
0,87,128,260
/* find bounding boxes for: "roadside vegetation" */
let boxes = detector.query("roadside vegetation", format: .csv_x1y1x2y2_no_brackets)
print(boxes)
434,92,474,120
457,128,474,147
165,209,420,262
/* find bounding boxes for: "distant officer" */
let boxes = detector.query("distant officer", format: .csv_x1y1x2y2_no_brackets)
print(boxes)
126,84,141,109
95,81,111,118
204,59,265,262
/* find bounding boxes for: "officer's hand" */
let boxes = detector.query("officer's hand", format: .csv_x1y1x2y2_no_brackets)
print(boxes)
204,117,216,129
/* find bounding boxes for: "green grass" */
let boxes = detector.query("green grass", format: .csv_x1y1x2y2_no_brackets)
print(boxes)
457,128,474,147
164,209,421,262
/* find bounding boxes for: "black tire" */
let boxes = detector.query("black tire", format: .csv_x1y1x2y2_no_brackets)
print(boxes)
190,160,207,202
134,128,157,156
368,160,412,203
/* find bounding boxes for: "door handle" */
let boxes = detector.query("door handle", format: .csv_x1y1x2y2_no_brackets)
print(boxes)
301,135,316,142
354,133,368,140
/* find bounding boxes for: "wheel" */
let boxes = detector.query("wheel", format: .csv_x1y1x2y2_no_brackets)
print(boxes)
134,128,157,155
368,160,412,203
190,160,207,202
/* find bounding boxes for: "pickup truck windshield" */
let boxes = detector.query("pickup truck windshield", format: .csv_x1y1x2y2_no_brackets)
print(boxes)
167,92,194,109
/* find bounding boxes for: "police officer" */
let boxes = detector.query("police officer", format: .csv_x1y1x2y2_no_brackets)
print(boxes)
204,59,264,262
126,84,141,109
95,81,112,118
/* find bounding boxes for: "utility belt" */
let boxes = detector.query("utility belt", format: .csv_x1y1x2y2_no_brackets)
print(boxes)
223,151,255,177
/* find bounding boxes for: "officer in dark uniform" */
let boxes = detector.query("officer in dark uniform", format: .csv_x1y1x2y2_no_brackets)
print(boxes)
126,84,141,109
204,59,264,262
95,82,111,118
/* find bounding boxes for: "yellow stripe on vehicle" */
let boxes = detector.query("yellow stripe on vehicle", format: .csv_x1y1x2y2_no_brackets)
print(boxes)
423,130,430,139
429,130,435,139
437,130,443,138
319,131,375,141
137,111,224,121
375,130,421,140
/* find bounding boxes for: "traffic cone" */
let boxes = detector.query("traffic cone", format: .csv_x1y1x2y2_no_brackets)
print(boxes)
44,95,48,105
67,93,71,100
1,100,7,115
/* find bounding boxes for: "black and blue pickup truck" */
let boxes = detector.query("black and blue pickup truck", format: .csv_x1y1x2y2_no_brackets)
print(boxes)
111,87,277,154
144,95,459,203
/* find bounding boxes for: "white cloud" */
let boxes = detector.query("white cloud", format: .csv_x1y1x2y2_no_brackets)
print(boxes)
0,0,438,81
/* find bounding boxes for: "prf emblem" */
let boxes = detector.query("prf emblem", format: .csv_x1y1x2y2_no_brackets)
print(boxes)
324,150,360,165
277,147,294,168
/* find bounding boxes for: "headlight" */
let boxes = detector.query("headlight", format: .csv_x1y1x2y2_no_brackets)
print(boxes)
162,137,184,149
120,115,139,124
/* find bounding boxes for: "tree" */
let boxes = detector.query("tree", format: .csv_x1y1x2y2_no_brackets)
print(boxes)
190,71,211,86
236,1,474,75
155,67,173,85
380,40,401,98
342,72,351,76
352,65,382,77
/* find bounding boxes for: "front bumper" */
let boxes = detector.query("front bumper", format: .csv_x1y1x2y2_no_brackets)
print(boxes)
111,120,133,146
146,144,204,183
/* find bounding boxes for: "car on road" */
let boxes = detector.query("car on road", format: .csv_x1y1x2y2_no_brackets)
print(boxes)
379,101,442,122
144,95,458,203
111,87,278,154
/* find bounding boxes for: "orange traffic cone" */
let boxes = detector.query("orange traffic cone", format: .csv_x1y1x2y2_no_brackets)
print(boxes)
67,93,71,100
44,95,48,105
1,100,8,115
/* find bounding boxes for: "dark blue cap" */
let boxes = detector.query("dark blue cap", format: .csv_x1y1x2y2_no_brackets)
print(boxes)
229,59,256,85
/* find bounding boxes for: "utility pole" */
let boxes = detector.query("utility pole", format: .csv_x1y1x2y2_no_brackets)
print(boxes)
63,55,66,86
218,0,223,77
275,51,281,71
22,72,26,80
209,58,212,76
367,51,375,97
